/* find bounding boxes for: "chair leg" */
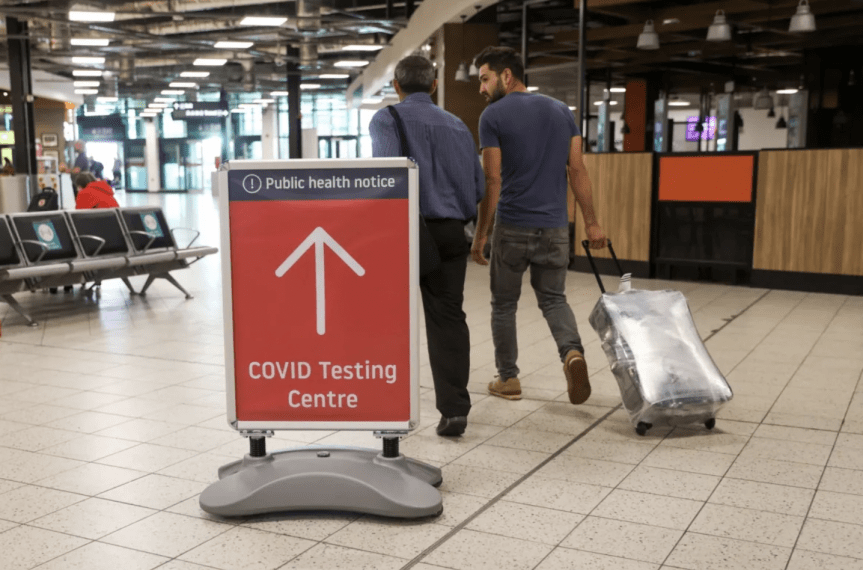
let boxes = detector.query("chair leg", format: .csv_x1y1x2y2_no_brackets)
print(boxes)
121,277,137,295
139,274,157,296
1,294,38,327
162,273,193,299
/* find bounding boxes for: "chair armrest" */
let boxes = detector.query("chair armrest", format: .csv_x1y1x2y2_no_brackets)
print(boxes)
128,230,157,252
18,239,51,263
78,234,107,256
170,227,200,249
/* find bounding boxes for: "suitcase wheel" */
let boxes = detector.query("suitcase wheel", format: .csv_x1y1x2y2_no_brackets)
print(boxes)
635,422,652,436
705,418,716,430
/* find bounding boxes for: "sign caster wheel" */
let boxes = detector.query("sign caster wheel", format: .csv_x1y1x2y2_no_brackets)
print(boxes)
705,418,716,430
635,422,652,436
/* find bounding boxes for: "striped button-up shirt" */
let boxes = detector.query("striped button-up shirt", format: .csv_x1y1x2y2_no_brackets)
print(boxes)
370,92,484,220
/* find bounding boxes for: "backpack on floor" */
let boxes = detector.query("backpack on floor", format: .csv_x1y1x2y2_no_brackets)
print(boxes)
27,188,59,212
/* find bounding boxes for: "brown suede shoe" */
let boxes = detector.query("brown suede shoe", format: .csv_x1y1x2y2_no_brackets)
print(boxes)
564,350,591,404
488,376,522,400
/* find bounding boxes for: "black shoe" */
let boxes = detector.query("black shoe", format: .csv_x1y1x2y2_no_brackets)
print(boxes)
436,416,467,437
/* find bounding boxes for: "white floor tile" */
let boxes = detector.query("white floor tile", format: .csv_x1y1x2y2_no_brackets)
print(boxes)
179,526,315,570
0,525,88,570
279,543,408,570
422,528,553,570
98,473,208,510
101,511,232,558
688,503,804,547
665,532,791,570
592,489,704,530
30,497,156,539
33,542,168,570
534,546,661,570
467,499,583,545
326,517,451,559
561,516,683,564
618,465,721,502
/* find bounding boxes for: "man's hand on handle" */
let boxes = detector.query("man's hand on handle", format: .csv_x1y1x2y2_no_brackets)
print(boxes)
471,233,489,266
585,223,607,249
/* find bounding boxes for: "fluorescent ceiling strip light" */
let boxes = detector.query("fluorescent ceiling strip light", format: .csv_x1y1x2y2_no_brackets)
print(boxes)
214,41,254,49
74,89,99,94
594,100,618,105
777,88,799,94
270,91,289,96
668,101,690,106
319,74,349,79
72,56,105,64
240,16,286,26
333,60,369,68
342,45,384,51
73,70,103,76
169,82,196,88
193,58,227,66
300,84,321,90
73,80,100,87
526,86,539,91
69,11,115,22
148,103,168,108
161,90,185,95
71,38,110,46
180,71,210,78
153,97,174,102
609,87,627,93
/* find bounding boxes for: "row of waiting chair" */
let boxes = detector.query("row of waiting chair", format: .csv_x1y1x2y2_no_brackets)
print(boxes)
0,206,218,326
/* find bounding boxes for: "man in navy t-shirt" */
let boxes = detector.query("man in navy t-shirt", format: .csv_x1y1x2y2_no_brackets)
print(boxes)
471,46,606,405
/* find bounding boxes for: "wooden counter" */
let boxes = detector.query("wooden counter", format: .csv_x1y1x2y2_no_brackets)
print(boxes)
754,149,863,277
571,152,653,263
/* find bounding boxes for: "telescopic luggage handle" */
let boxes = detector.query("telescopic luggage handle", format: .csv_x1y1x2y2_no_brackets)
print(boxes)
581,239,623,294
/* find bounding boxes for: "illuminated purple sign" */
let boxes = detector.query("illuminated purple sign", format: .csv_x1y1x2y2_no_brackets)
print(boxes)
685,116,717,141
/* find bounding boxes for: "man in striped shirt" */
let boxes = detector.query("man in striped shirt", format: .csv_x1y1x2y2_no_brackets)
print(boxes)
370,55,485,437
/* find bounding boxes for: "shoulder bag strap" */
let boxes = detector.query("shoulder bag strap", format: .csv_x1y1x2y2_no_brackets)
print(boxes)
386,105,412,159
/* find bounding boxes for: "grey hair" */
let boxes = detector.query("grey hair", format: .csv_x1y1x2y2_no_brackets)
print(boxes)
394,55,435,94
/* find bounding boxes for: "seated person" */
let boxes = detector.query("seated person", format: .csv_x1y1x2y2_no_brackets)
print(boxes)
74,172,120,209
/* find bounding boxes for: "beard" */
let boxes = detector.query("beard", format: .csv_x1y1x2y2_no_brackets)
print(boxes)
484,79,506,103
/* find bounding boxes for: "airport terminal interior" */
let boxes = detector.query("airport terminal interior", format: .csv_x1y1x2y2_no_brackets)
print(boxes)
2,0,863,569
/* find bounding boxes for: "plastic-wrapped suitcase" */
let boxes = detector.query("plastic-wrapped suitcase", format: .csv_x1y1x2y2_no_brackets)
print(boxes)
581,240,733,436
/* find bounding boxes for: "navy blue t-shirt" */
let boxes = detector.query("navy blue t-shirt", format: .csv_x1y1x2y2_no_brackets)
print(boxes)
479,92,580,228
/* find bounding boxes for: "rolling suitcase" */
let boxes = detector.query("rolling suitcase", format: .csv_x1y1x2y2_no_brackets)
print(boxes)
582,240,733,436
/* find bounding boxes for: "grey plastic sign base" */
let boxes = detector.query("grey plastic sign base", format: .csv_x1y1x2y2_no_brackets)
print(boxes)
199,446,443,519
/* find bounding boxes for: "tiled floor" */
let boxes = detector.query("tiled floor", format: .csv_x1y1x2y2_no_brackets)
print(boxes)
2,190,862,570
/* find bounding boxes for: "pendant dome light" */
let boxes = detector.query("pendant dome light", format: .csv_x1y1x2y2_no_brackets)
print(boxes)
455,14,470,82
789,0,816,33
706,10,732,42
637,20,660,50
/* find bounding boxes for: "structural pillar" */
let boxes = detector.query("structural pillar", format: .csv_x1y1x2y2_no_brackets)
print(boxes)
623,80,647,152
287,47,302,159
6,17,37,175
144,118,160,191
261,104,277,159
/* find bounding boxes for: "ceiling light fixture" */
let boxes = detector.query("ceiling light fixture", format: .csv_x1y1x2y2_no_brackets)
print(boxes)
454,62,469,82
469,60,479,76
69,11,115,22
73,80,100,87
767,106,776,118
74,89,99,94
776,88,799,95
789,0,816,33
300,84,322,90
193,58,227,66
180,71,210,78
153,97,174,102
72,56,105,64
776,114,787,129
161,89,185,95
594,100,618,106
71,38,110,46
271,91,290,96
526,86,539,92
334,60,369,68
609,87,627,93
319,74,349,79
342,45,384,51
73,70,103,77
753,88,773,110
214,41,254,49
637,20,660,50
169,82,196,88
706,10,733,42
668,98,690,106
240,16,287,26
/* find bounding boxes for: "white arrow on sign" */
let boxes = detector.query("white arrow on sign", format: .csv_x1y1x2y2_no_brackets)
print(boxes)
275,227,365,336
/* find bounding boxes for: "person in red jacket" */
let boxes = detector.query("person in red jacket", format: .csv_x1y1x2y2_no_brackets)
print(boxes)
73,172,120,209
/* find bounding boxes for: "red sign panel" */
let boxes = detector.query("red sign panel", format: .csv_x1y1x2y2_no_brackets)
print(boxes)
227,167,412,424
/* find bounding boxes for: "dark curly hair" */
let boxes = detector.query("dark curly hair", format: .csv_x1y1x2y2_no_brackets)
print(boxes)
474,46,524,83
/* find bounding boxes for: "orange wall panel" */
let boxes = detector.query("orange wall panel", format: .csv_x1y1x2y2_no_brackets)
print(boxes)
659,155,754,202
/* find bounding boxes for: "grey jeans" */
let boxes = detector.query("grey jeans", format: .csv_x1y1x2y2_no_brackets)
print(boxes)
490,222,583,379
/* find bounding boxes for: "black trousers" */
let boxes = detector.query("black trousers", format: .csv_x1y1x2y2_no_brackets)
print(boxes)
421,218,471,418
